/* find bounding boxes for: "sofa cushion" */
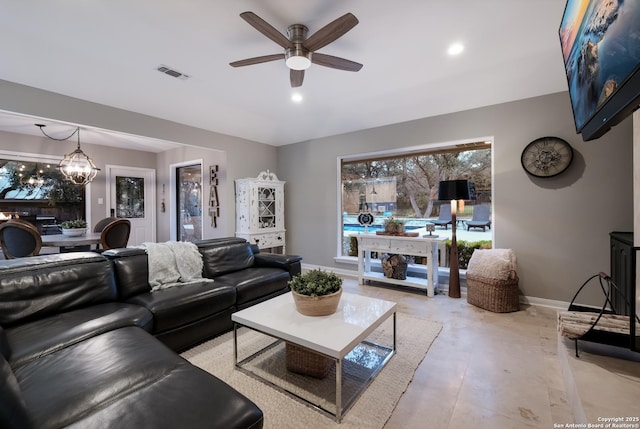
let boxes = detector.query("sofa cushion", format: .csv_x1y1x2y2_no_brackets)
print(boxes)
197,240,256,277
13,327,262,429
155,308,235,352
0,354,31,429
64,362,263,429
5,303,153,368
103,248,151,299
215,267,290,307
0,253,116,327
126,282,236,333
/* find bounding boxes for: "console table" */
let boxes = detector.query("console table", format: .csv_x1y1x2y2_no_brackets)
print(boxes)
355,233,446,297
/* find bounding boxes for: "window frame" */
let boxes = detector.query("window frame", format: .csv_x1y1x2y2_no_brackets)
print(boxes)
335,136,494,260
0,149,90,223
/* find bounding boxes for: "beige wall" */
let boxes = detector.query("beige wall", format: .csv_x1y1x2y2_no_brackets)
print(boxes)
0,79,635,303
0,80,279,240
155,146,228,242
277,92,634,304
0,130,156,228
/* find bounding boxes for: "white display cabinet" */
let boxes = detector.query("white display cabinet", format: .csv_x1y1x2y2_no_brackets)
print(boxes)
235,170,285,253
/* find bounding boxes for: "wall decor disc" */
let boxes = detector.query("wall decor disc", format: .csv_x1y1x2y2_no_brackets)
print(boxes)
357,212,374,226
521,136,573,178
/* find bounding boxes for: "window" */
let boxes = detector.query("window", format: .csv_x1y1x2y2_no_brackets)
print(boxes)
0,156,85,229
340,140,492,267
115,176,145,218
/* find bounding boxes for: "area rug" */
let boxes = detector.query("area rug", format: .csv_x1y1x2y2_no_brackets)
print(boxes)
182,313,441,429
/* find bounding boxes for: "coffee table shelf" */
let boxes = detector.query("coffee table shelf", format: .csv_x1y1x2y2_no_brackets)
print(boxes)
232,292,397,422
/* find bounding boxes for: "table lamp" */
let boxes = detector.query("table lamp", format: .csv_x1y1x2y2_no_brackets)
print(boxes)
438,180,471,298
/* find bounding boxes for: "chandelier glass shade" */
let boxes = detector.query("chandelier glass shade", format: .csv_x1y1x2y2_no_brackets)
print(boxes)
58,144,100,185
36,125,100,186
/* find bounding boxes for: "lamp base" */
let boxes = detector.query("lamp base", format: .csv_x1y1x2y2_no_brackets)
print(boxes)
448,212,461,298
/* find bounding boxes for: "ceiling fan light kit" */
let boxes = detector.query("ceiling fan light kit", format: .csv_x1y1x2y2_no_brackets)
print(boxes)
285,49,311,70
230,11,362,87
285,24,312,70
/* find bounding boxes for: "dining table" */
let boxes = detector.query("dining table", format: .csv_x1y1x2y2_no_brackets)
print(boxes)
41,232,102,252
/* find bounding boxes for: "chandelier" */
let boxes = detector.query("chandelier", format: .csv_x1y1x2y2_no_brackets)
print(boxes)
36,124,100,185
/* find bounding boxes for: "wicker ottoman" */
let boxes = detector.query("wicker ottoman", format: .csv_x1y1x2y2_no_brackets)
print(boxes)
465,249,520,313
285,342,334,378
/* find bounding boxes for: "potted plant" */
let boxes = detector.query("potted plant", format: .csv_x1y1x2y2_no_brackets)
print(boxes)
60,219,88,236
383,216,405,235
288,269,343,316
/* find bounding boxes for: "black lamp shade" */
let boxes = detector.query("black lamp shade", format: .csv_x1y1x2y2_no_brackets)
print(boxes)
438,180,471,201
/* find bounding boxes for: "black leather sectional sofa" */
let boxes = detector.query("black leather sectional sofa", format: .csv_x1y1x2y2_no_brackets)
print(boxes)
0,237,302,429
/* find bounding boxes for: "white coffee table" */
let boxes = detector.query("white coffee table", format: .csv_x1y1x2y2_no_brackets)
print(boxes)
232,291,397,422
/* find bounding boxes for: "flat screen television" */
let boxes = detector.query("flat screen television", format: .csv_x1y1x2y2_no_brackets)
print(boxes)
559,0,640,141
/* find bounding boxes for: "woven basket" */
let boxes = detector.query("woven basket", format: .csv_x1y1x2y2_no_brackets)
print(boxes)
285,342,335,378
466,272,520,313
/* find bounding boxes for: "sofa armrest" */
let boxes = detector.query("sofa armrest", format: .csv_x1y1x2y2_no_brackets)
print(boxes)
253,253,302,277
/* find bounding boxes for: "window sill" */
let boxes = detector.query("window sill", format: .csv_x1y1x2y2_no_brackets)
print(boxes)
334,255,467,279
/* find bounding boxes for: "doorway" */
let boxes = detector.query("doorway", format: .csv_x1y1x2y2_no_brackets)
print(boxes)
173,162,202,242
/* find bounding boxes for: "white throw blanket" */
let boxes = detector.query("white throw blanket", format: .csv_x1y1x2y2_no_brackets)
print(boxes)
141,241,213,291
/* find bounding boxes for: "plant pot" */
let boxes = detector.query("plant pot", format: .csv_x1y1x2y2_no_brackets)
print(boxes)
384,224,405,235
61,228,87,237
291,288,342,316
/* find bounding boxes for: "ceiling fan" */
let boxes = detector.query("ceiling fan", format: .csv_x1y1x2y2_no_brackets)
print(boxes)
230,11,363,88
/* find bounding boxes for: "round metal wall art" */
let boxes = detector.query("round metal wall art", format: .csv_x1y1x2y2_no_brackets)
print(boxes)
521,136,573,178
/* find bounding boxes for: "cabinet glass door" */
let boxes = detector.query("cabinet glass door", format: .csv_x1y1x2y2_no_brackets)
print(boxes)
258,186,276,229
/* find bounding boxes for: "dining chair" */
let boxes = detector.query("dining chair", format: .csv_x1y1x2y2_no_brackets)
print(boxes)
98,219,131,252
0,219,43,259
93,216,118,233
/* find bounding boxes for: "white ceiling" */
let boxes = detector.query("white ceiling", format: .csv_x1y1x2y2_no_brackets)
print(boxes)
0,0,569,150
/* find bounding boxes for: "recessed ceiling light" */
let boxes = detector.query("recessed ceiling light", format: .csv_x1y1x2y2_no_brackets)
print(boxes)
448,43,464,56
291,93,303,103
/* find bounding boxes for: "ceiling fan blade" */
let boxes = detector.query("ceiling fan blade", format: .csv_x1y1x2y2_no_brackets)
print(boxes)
240,12,290,49
303,13,359,52
290,69,304,87
312,53,363,72
230,54,284,67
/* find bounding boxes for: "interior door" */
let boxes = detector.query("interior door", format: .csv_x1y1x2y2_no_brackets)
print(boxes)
106,165,155,246
176,163,202,242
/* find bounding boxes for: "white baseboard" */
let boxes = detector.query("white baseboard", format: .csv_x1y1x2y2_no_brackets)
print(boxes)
520,295,568,310
302,262,569,310
301,263,358,279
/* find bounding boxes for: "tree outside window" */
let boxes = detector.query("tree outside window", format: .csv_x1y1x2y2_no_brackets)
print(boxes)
0,159,85,222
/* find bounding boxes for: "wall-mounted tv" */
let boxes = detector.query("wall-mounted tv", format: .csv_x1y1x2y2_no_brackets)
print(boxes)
559,0,640,141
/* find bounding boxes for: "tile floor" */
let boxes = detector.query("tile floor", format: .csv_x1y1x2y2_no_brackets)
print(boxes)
338,276,639,429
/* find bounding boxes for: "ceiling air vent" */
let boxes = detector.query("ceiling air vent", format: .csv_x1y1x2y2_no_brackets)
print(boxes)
157,65,190,80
